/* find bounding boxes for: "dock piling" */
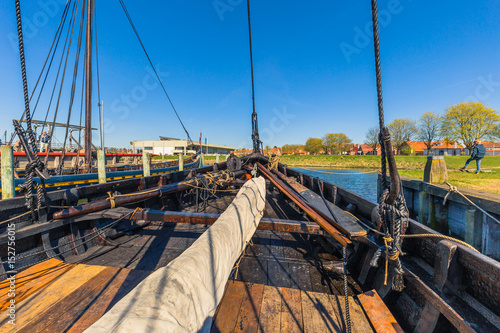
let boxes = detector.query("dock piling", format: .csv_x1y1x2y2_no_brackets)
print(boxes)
143,152,150,177
1,145,15,199
98,150,106,184
179,154,184,171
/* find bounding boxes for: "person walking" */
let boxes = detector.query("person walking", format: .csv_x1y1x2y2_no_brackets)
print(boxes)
460,139,486,174
38,131,50,152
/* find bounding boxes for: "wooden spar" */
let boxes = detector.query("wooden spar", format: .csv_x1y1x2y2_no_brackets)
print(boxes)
270,168,354,236
381,127,400,205
52,170,245,219
257,163,351,247
128,208,323,234
84,0,93,173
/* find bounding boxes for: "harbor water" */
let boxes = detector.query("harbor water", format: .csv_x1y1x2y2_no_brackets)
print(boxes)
295,168,378,203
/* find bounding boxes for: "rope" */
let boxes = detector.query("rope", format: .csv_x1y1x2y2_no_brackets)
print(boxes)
232,239,253,280
1,211,133,267
105,188,161,209
117,0,194,146
106,192,116,208
346,207,479,253
342,246,352,333
444,182,500,226
14,0,49,221
246,0,261,153
401,234,478,252
0,210,39,226
306,168,377,175
267,155,280,171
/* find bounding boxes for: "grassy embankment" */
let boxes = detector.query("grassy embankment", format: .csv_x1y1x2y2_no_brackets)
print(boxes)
281,155,500,194
150,154,499,193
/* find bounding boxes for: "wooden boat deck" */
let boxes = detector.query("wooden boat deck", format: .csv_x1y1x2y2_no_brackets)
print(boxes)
0,257,401,333
0,189,403,332
0,259,149,332
211,280,374,333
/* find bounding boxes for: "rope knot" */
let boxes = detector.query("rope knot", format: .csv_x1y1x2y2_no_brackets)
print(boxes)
106,192,116,209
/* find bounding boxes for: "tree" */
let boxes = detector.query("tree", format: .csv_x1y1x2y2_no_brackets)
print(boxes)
304,138,323,155
323,133,352,155
264,145,271,155
364,127,379,153
387,118,417,154
418,111,442,151
442,101,500,151
282,144,301,155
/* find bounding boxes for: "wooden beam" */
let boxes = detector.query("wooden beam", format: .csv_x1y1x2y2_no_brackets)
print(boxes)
357,289,404,333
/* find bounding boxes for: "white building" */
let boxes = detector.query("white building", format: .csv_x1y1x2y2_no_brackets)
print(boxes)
131,137,236,156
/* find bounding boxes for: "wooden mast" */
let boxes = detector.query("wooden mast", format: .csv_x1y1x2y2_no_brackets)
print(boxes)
84,0,93,172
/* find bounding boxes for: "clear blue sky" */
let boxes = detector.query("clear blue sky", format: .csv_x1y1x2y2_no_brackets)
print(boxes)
1,0,499,149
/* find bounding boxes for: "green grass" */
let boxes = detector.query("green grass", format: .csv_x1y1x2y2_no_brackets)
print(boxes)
151,155,181,160
399,169,500,194
280,155,500,170
280,155,500,194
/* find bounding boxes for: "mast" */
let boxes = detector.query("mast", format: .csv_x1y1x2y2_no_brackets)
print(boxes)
84,0,93,172
247,0,261,154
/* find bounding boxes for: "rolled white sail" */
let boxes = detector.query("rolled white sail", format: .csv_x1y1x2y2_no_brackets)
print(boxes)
84,176,266,333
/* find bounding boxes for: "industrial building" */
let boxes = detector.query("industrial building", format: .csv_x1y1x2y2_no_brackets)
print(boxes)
131,137,236,155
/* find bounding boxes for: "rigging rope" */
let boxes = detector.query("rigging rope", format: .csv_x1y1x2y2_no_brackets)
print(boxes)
369,0,408,292
117,0,194,147
94,2,103,150
45,0,80,160
14,0,49,222
246,0,261,153
58,0,87,174
444,182,500,226
10,0,73,145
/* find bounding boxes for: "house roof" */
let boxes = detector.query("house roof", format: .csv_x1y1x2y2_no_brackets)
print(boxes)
482,141,500,147
360,144,378,151
429,140,463,149
406,141,427,152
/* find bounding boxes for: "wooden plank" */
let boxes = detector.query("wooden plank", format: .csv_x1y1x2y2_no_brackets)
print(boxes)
258,286,282,333
0,259,74,311
301,290,342,332
268,261,291,288
357,290,404,333
414,240,458,333
288,262,312,291
0,263,106,331
330,295,374,333
236,257,267,285
234,283,265,333
309,265,332,294
17,266,122,333
212,281,246,333
403,270,476,333
280,287,303,333
414,302,441,333
269,233,285,259
38,269,150,333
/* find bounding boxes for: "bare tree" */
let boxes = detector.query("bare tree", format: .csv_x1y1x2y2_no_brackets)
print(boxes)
364,127,379,153
418,111,442,151
387,118,417,154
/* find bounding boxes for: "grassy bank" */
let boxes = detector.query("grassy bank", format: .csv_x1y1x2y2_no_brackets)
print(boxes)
280,155,500,170
281,155,500,194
